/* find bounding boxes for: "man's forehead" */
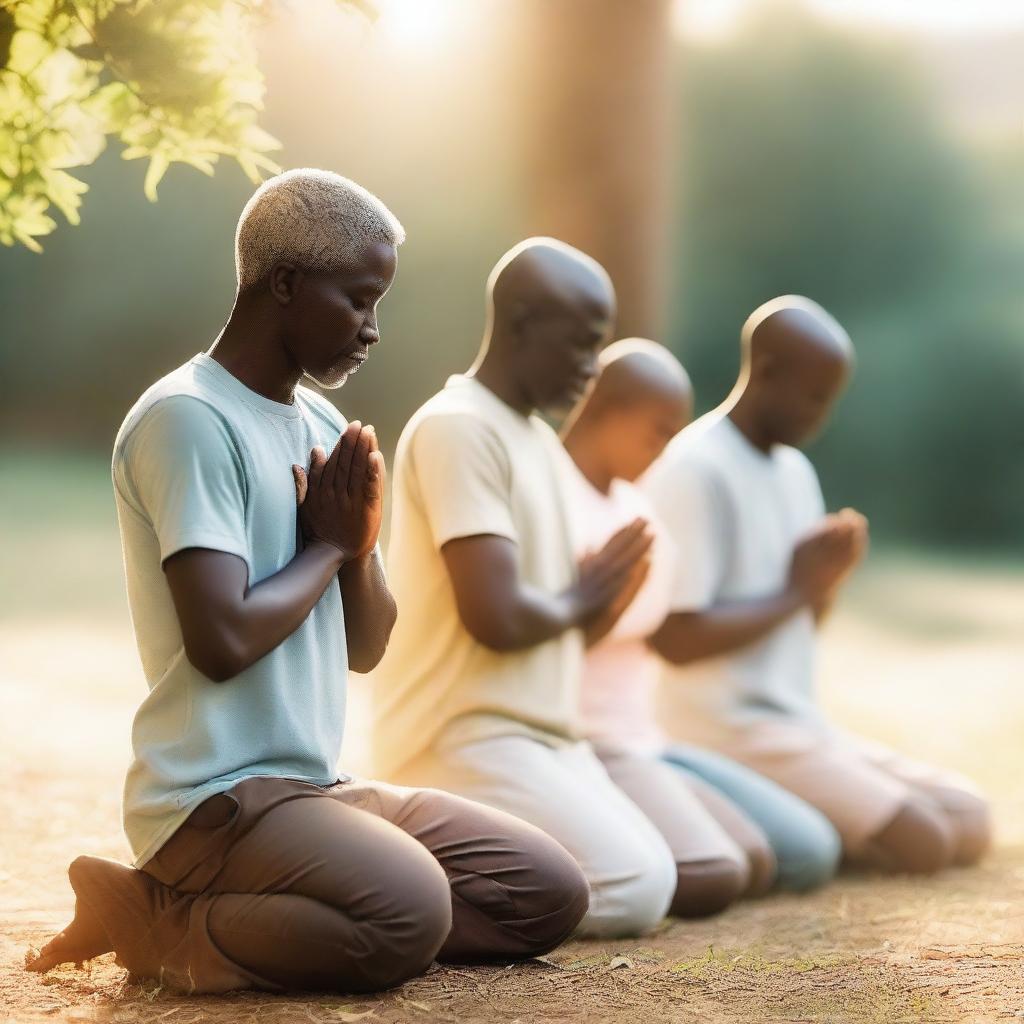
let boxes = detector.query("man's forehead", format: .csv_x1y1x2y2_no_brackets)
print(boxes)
331,243,397,287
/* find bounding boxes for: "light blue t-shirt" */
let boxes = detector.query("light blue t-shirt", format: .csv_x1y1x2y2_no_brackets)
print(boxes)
112,353,350,866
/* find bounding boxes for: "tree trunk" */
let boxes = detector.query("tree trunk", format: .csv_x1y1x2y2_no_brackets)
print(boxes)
519,0,676,340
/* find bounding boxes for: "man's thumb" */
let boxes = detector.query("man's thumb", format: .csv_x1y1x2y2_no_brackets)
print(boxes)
292,465,308,506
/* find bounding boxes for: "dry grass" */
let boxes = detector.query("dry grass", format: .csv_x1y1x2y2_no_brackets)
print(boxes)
2,455,1024,1023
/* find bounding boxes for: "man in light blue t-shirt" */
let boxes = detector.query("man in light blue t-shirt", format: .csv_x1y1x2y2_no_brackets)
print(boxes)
27,169,587,995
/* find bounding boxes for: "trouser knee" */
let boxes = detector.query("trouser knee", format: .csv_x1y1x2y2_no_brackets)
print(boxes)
670,856,748,919
867,799,957,875
442,827,589,963
949,794,992,867
503,830,589,956
579,844,676,939
776,818,842,892
348,854,453,991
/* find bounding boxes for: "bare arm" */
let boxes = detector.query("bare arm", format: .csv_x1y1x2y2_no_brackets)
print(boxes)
650,518,865,665
165,421,384,682
164,543,345,682
649,588,805,665
441,520,653,652
338,549,397,673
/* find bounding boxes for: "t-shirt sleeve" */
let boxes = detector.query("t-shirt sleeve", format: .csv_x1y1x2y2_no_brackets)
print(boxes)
409,412,517,549
643,459,726,612
118,396,249,566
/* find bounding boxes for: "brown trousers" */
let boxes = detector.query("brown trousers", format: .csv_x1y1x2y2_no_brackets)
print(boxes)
129,775,588,994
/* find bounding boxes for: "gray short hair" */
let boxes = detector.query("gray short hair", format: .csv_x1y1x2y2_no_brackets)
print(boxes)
234,168,405,291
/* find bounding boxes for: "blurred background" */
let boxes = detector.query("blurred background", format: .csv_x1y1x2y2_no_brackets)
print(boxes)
2,0,1023,812
3,7,1024,1019
3,0,1024,546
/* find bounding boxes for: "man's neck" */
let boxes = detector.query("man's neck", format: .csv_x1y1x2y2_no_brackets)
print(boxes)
726,391,774,455
562,420,613,495
208,299,302,406
469,347,533,418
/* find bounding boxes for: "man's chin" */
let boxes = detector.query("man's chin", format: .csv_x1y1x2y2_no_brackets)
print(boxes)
543,389,583,415
304,370,349,391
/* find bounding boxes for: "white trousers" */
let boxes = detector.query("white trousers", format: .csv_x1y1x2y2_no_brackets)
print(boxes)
394,734,680,938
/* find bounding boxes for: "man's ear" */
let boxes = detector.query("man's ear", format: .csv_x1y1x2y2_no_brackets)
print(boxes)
508,299,531,339
268,262,301,305
752,349,779,381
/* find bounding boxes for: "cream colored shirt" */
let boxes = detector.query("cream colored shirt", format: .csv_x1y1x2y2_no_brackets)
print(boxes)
641,412,827,745
370,375,584,778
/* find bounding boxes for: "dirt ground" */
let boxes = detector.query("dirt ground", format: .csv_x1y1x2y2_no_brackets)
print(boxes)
2,458,1024,1023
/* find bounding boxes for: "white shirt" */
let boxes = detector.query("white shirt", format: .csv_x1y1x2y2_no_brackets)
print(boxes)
370,376,585,779
641,411,827,744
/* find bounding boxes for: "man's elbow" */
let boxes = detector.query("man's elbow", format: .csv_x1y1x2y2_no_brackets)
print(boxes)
348,596,398,674
463,615,529,653
183,630,249,683
186,646,244,683
650,621,704,666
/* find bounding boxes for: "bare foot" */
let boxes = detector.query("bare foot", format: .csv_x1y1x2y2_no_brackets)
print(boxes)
25,898,112,972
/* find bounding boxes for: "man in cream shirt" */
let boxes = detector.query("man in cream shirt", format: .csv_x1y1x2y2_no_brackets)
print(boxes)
372,238,681,937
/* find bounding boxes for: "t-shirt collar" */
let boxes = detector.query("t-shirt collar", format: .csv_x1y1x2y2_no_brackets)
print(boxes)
720,411,778,465
445,373,532,424
193,352,303,420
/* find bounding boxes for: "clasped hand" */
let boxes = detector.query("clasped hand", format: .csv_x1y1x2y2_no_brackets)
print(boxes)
292,421,385,563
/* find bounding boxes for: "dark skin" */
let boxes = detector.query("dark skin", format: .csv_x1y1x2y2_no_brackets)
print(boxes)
648,301,867,666
561,339,693,646
27,240,399,972
442,240,654,653
647,301,953,872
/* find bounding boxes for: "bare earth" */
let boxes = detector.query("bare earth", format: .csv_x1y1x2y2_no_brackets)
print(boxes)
2,466,1023,1022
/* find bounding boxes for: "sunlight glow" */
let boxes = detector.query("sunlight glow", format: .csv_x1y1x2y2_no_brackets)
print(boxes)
374,0,464,54
674,0,1024,41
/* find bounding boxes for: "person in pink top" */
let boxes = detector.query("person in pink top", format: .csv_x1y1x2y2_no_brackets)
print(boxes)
561,339,841,894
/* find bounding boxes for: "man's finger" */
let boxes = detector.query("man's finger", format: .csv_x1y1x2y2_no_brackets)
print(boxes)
600,518,648,559
307,446,327,494
610,528,655,571
365,423,380,455
348,428,372,498
366,449,386,504
332,422,362,492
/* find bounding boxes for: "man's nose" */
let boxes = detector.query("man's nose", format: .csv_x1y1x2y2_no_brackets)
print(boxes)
360,315,380,345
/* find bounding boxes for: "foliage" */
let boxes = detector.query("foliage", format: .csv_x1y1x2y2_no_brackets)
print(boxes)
672,5,1024,547
0,0,363,252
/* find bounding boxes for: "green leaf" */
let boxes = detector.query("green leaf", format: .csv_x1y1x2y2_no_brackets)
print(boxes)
82,81,139,132
143,150,169,201
41,167,89,224
7,29,51,75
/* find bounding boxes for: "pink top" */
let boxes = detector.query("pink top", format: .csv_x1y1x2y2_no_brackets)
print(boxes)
566,461,676,754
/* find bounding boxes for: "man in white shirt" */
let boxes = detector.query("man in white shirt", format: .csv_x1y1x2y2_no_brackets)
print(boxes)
372,239,682,937
644,296,991,873
562,339,841,898
26,172,587,994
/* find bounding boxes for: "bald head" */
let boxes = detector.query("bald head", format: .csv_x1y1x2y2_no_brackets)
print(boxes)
563,338,693,486
476,237,616,414
743,295,853,370
737,295,853,448
590,338,693,415
487,237,615,333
